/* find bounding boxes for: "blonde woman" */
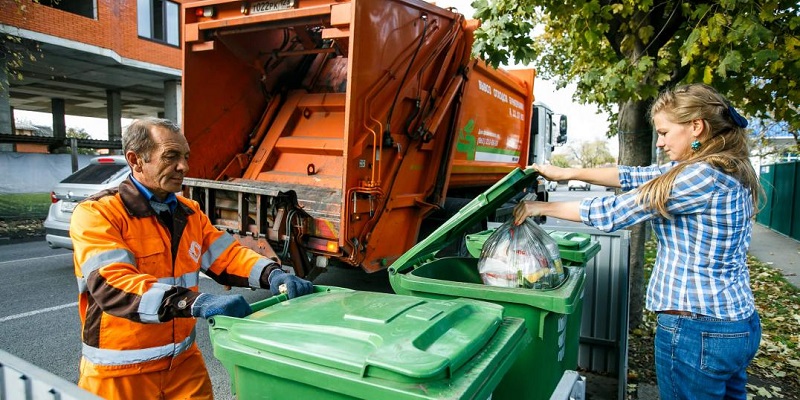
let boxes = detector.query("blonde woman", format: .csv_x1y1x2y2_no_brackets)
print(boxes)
514,83,762,399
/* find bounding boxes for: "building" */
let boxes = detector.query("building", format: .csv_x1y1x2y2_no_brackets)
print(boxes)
0,0,184,151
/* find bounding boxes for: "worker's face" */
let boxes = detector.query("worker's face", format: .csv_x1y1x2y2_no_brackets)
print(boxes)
129,126,190,199
652,111,703,162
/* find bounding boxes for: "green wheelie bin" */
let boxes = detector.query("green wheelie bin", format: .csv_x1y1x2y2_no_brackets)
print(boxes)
207,286,530,399
389,167,600,400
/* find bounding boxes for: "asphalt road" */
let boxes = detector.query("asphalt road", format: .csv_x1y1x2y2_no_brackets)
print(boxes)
0,184,607,398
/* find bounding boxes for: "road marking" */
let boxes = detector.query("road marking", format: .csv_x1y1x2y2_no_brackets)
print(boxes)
0,253,72,266
0,302,78,323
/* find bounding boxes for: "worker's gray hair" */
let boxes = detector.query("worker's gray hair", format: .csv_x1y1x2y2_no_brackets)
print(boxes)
122,117,182,162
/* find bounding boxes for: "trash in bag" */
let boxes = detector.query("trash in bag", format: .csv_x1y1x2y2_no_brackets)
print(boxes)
477,219,565,289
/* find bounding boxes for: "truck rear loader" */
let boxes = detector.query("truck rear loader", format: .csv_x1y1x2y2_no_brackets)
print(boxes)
180,0,566,279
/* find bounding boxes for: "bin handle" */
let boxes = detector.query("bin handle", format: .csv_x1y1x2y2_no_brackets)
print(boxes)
539,311,550,339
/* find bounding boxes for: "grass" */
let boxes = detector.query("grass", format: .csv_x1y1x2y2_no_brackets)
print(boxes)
0,193,51,220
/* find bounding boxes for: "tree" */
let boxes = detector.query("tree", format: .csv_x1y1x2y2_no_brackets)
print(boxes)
570,140,616,168
549,153,572,168
471,0,800,327
0,1,47,92
50,127,96,155
749,119,800,165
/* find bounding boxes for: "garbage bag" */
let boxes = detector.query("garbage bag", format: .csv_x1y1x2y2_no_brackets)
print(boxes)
477,219,565,289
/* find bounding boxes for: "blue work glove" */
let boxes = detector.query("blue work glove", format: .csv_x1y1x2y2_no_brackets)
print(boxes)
190,293,252,319
268,269,314,299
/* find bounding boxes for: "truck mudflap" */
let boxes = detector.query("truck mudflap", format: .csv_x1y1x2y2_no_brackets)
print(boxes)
182,177,342,280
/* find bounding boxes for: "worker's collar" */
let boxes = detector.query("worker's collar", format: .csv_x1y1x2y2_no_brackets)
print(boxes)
130,175,178,213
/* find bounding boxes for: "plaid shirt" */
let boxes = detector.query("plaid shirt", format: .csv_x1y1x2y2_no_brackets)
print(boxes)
579,162,755,320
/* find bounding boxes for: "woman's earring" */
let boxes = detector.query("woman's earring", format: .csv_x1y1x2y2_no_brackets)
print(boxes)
691,140,701,151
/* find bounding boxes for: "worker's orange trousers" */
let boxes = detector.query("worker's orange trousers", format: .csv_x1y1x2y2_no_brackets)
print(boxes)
78,347,214,400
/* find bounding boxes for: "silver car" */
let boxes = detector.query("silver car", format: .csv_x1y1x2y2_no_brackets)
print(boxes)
44,155,129,250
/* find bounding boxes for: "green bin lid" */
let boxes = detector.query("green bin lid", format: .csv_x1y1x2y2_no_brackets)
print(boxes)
209,286,506,383
546,230,601,264
390,167,539,274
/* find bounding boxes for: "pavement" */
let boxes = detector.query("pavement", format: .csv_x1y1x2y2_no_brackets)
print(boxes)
748,223,800,289
603,222,800,400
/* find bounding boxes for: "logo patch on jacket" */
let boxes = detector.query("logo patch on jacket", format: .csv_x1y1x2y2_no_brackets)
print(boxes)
189,241,201,263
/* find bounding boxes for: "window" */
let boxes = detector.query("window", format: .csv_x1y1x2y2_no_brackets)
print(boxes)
137,0,180,47
40,0,96,19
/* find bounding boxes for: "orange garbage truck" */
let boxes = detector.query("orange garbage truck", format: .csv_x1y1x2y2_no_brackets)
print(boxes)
180,0,567,279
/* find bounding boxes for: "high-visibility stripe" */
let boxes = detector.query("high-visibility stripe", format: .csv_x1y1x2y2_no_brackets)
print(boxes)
80,249,136,279
77,276,87,293
82,328,196,366
200,234,235,272
157,271,200,288
249,258,270,288
139,283,171,323
78,263,199,294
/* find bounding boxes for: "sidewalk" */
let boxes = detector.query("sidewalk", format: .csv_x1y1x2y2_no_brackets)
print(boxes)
749,223,800,289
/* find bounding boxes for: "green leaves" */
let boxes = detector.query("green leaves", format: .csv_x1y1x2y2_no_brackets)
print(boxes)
470,0,800,133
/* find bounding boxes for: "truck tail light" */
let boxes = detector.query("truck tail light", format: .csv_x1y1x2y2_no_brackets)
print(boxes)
195,6,215,17
50,191,59,204
307,237,339,254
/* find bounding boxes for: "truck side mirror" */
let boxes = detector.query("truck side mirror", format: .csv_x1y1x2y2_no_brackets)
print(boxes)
557,115,568,144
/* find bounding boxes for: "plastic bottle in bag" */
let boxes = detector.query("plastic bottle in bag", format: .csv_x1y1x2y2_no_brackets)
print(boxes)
477,219,565,289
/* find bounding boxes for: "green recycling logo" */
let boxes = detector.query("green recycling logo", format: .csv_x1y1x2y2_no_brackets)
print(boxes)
456,119,476,161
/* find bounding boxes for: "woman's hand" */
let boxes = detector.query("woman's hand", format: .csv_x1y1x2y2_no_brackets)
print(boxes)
529,163,571,182
513,200,544,226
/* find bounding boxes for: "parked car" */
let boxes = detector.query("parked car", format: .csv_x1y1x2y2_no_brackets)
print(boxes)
545,179,558,191
567,180,591,191
44,155,129,250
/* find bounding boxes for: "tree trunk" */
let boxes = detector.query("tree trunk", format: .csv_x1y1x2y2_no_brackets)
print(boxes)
618,98,653,329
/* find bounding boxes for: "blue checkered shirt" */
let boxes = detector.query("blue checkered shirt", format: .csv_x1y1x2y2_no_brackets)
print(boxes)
579,162,755,320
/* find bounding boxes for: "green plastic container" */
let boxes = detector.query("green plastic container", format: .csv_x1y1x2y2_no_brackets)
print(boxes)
466,229,601,266
208,286,530,399
389,168,594,400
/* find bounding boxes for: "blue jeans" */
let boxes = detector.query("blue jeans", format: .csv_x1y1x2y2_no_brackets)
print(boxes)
655,311,761,400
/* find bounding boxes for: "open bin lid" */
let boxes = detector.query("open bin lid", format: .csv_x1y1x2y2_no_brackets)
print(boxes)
209,286,509,383
390,167,539,273
546,230,601,264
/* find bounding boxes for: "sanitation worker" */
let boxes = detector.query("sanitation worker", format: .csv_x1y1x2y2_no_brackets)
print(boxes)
70,117,314,399
514,83,761,400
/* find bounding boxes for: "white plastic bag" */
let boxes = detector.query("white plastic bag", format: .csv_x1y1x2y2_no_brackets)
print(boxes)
477,219,565,289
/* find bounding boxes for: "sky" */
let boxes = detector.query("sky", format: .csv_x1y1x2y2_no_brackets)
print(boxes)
13,0,617,155
14,110,127,141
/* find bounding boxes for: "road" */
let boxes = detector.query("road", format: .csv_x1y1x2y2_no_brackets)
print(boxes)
0,185,608,398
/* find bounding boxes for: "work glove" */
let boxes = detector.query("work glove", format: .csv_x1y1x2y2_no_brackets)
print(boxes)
190,293,252,319
268,269,314,299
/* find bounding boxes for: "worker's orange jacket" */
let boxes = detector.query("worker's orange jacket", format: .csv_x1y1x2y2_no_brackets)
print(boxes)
70,178,280,378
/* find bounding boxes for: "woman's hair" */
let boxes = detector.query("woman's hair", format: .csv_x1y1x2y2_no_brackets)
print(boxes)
122,117,182,162
637,83,762,217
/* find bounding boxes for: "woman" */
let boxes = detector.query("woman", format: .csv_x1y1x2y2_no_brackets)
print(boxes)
514,83,762,399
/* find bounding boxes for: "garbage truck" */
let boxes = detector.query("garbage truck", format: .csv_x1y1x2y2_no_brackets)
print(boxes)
180,0,567,279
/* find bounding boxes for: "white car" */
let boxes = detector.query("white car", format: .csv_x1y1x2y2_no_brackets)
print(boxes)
44,155,129,250
545,180,558,191
567,180,591,191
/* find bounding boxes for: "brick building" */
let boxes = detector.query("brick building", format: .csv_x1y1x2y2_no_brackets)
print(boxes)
0,0,185,150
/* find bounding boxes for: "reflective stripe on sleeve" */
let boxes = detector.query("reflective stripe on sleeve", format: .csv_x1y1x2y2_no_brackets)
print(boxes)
80,249,136,279
200,233,236,272
157,270,200,288
138,283,171,323
77,249,137,293
77,276,87,293
249,258,270,288
82,328,196,366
